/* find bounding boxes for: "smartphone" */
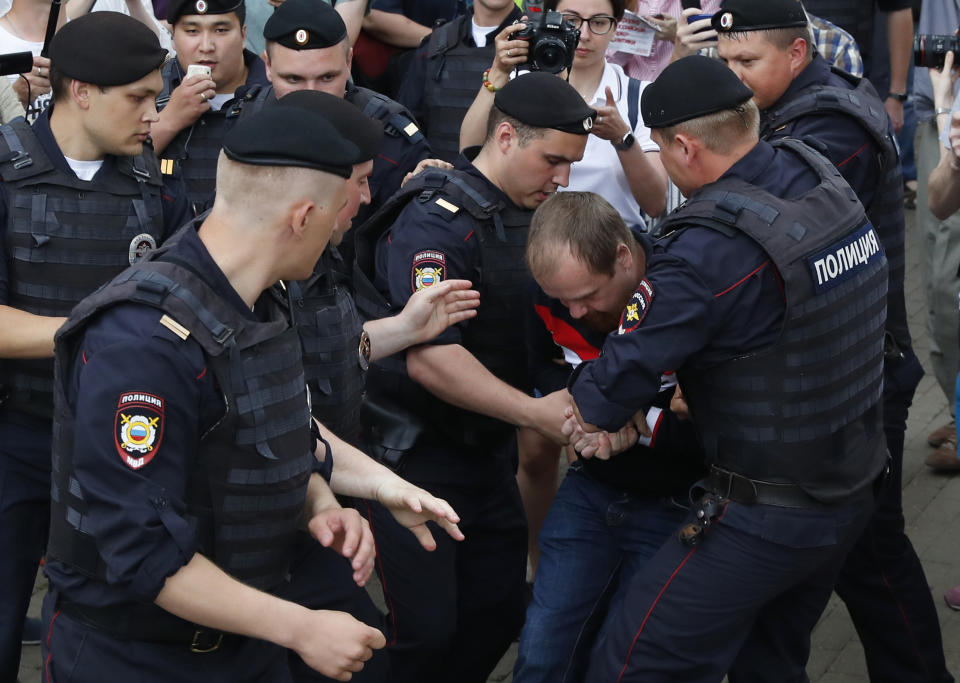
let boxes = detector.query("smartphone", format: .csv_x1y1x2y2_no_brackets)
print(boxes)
186,64,212,79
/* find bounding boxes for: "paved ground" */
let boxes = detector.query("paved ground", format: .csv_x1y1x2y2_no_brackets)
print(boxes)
18,207,960,681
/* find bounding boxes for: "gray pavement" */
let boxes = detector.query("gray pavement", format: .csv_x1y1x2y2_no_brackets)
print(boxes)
18,207,960,681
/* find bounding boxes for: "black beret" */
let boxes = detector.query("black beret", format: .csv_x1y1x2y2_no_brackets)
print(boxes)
276,90,383,162
263,0,347,50
50,12,167,86
494,72,596,135
641,55,753,128
712,0,807,33
167,0,244,24
223,107,359,178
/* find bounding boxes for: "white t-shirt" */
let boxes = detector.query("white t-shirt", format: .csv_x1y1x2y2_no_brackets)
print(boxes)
85,0,173,53
560,61,658,229
0,21,47,121
472,19,498,48
65,156,104,181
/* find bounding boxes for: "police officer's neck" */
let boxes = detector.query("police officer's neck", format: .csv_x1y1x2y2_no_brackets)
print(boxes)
684,134,759,194
49,102,107,162
197,211,280,308
470,144,508,198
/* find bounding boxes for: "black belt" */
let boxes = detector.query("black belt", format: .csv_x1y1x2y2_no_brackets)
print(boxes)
57,599,230,653
705,466,827,509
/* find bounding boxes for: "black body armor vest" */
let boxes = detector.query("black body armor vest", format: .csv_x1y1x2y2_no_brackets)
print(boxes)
48,230,314,591
0,119,165,419
660,139,888,503
157,55,266,215
762,68,911,352
354,168,533,447
420,17,498,163
270,249,367,444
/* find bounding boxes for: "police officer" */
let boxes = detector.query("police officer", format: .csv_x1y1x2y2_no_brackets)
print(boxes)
41,104,466,683
569,55,885,681
514,191,705,682
352,71,594,683
151,0,269,215
257,0,433,234
267,89,481,683
0,13,190,680
395,0,523,163
714,3,953,679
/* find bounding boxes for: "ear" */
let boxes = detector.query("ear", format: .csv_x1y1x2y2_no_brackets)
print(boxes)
290,199,314,238
673,131,697,164
346,46,354,70
263,50,273,81
71,80,91,110
788,36,809,72
496,120,516,154
615,242,633,271
240,24,247,41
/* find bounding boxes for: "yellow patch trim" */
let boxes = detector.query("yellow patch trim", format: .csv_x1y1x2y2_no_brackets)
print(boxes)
435,198,459,214
159,314,190,340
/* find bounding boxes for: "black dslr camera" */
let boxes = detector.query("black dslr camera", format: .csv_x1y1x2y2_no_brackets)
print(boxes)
914,32,960,69
515,1,580,74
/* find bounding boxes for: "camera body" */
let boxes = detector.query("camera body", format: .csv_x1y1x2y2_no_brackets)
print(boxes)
914,33,960,69
516,2,580,74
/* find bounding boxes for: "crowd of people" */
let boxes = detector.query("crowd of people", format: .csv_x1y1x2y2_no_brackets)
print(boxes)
0,0,958,681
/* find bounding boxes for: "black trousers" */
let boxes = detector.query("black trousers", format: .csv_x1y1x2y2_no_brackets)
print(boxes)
362,436,528,683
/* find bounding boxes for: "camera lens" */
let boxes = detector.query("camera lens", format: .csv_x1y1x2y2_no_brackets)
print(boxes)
534,37,568,73
913,33,960,69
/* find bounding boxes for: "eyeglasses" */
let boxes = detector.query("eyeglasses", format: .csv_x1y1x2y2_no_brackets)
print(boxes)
561,12,617,35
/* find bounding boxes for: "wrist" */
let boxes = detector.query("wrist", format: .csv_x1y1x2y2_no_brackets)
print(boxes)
950,155,960,173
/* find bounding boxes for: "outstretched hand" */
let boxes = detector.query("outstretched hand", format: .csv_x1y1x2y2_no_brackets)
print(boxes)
401,279,480,345
375,480,464,551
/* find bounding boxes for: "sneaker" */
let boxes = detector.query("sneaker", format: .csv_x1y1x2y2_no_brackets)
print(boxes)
944,585,960,610
21,616,41,646
928,421,956,448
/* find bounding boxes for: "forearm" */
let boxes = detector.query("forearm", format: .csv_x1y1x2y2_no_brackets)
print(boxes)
336,0,366,46
126,0,168,42
928,154,960,219
362,10,431,48
619,149,667,217
65,0,97,21
363,316,418,362
0,306,65,358
886,8,912,95
155,552,309,648
319,424,401,500
407,343,537,428
301,472,340,527
460,86,496,152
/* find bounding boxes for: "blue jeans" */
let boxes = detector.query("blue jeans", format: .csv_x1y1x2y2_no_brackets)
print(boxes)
513,465,689,683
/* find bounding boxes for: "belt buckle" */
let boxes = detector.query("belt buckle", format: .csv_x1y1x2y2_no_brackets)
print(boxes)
190,630,223,653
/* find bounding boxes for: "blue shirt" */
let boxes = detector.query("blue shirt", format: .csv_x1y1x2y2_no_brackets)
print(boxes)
370,0,465,27
0,108,191,469
44,225,254,606
569,140,818,432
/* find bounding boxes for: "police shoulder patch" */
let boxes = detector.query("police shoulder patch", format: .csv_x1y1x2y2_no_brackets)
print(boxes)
618,279,655,335
411,249,446,292
114,392,164,470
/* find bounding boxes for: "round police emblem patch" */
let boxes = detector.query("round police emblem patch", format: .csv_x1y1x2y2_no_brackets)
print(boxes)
295,29,309,45
129,233,157,265
195,0,207,13
114,392,164,470
719,12,733,29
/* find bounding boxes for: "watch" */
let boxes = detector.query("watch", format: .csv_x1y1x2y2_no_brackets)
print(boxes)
613,130,636,151
888,91,908,103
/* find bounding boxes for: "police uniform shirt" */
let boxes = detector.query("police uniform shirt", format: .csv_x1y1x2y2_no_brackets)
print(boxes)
371,151,505,347
0,108,192,470
395,4,523,133
525,280,705,499
43,226,257,606
763,53,881,209
370,0,464,29
570,139,818,432
345,83,433,229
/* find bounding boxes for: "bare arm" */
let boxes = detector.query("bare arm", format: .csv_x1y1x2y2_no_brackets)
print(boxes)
336,0,366,47
151,75,217,154
406,343,571,443
362,279,479,361
459,22,529,152
362,9,431,48
884,8,913,133
0,306,65,358
155,551,385,680
928,117,960,220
